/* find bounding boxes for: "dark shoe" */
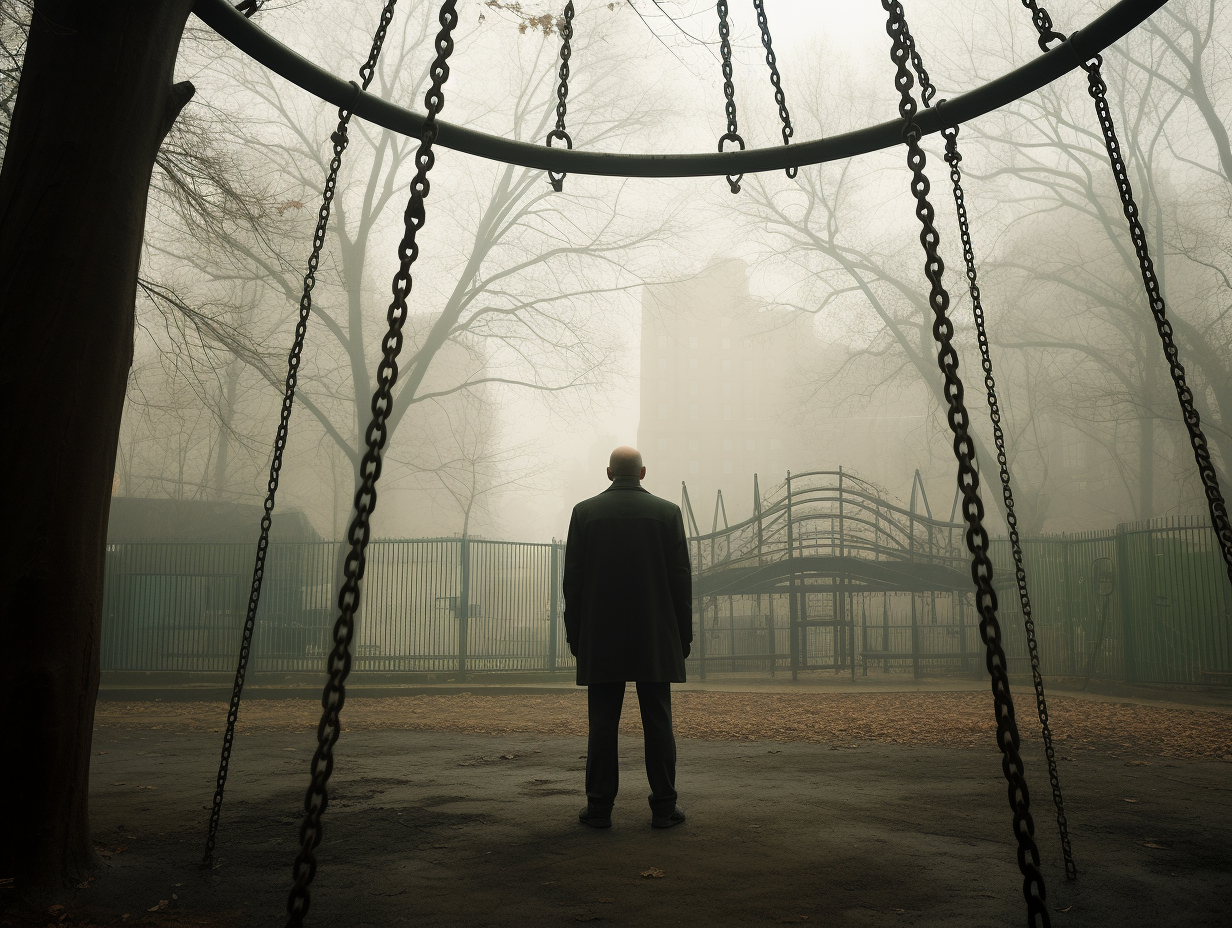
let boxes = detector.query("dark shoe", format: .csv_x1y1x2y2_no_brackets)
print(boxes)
651,806,686,829
578,806,612,828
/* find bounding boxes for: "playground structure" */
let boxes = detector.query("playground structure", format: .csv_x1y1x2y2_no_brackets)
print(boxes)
684,470,977,682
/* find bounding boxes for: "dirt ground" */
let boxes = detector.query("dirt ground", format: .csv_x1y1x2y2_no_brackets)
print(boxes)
4,688,1232,928
93,689,1232,759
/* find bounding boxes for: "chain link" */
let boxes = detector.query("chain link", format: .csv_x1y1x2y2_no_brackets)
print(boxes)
201,0,401,872
1017,3,1232,621
894,6,1075,884
882,3,1049,925
284,3,458,925
943,127,1076,882
546,1,575,192
715,0,744,194
750,0,796,178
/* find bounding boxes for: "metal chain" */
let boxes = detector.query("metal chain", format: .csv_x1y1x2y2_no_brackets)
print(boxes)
942,127,1076,882
881,3,1049,925
895,7,1076,883
715,0,745,194
285,3,458,925
750,0,796,178
1017,4,1232,603
201,0,401,872
546,1,575,192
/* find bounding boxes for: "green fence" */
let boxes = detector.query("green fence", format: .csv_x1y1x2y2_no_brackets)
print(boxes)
990,517,1232,685
101,538,573,674
101,518,1232,684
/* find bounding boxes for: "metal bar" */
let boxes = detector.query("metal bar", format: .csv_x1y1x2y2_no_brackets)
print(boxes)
191,0,1167,178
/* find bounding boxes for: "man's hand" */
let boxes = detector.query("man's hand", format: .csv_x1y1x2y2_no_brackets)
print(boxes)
683,642,691,660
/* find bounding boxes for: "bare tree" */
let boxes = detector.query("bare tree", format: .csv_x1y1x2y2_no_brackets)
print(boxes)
145,0,681,535
0,0,196,898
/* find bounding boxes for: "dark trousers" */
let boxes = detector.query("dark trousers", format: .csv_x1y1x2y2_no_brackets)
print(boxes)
585,681,678,815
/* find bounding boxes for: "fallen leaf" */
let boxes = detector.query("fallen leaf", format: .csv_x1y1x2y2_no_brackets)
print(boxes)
1060,905,1073,912
148,900,169,912
1122,798,1139,803
640,867,665,878
1141,841,1171,849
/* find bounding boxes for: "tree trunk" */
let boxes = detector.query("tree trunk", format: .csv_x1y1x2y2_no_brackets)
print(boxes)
0,0,194,897
212,357,242,499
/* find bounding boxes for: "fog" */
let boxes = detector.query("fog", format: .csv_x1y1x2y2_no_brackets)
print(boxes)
50,0,1230,543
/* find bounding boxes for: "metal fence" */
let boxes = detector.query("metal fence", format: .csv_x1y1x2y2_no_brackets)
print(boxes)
101,518,1232,684
989,517,1232,686
101,539,573,674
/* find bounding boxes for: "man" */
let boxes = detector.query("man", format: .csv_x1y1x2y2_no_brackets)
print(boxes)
563,446,693,830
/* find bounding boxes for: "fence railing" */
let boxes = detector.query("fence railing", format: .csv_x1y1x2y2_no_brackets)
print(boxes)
101,517,1232,685
101,538,574,674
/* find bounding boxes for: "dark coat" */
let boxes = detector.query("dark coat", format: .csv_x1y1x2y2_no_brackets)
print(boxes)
563,477,693,685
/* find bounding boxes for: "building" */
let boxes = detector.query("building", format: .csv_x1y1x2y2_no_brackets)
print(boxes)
636,259,824,524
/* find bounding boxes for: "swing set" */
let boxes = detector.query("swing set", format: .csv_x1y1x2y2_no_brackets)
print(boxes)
179,1,1225,926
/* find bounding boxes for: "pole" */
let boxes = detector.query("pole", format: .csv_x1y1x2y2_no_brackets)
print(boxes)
548,539,559,672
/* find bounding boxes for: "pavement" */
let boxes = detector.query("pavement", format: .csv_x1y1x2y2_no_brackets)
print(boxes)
31,722,1232,927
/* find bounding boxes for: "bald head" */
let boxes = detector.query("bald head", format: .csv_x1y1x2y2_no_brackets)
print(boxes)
607,446,645,482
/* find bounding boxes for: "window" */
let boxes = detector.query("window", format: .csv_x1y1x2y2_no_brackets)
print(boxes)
744,357,754,372
689,358,698,370
723,405,732,420
770,438,781,450
689,460,700,474
688,438,699,452
689,381,699,396
721,337,731,349
689,404,699,420
722,438,733,452
744,404,754,420
656,437,668,451
688,336,698,349
1062,440,1083,470
746,438,756,451
657,335,669,350
723,460,733,474
722,382,733,396
658,380,669,395
657,358,667,371
721,359,731,373
658,403,668,421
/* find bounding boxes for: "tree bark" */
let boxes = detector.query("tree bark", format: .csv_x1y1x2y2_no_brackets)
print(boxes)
0,0,194,897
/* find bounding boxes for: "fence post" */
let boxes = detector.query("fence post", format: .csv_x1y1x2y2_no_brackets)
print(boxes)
458,536,470,676
1115,524,1137,683
698,596,707,681
786,471,799,682
548,540,559,672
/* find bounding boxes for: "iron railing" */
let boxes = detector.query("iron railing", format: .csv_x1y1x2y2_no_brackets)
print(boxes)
100,517,1232,685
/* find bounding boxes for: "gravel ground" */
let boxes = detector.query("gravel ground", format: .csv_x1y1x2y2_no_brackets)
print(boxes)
94,691,1232,759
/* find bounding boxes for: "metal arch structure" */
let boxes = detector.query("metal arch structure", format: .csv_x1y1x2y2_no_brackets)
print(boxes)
194,0,1168,179
687,470,970,598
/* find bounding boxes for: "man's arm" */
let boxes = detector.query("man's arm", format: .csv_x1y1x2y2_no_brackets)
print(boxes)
562,506,584,655
669,508,693,654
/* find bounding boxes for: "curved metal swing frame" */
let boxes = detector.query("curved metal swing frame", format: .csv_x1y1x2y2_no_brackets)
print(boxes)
194,0,1167,178
184,1,1198,925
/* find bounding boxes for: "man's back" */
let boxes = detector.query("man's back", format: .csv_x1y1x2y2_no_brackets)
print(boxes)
563,476,693,685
